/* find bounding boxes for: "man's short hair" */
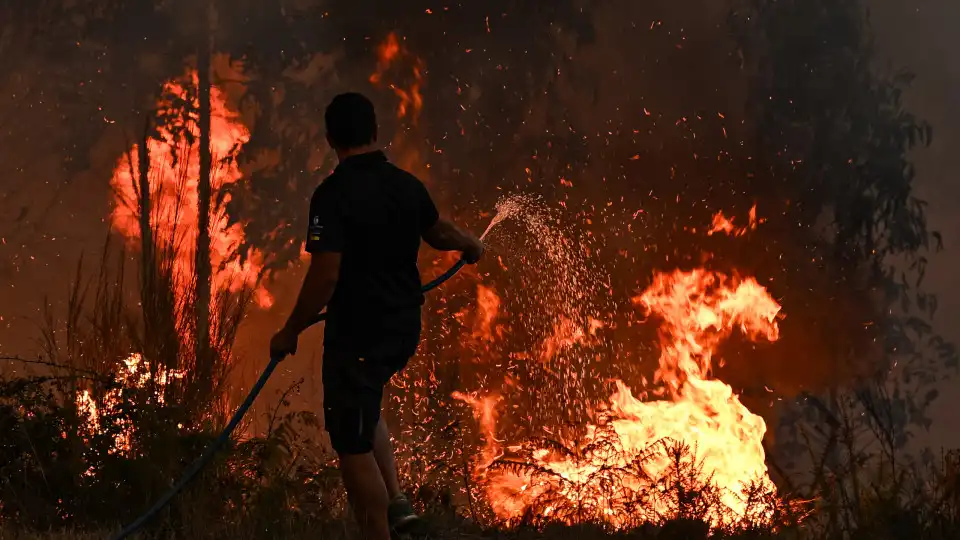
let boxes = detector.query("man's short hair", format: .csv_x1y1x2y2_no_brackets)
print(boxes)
325,92,378,149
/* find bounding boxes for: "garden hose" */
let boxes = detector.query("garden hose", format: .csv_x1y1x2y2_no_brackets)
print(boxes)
111,259,467,540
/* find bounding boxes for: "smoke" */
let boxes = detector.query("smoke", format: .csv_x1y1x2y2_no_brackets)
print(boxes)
868,0,960,449
2,0,957,446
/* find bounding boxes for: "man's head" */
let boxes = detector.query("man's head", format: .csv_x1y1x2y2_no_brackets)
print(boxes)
325,92,378,155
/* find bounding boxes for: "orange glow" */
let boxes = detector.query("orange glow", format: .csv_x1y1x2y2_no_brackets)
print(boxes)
474,284,502,341
452,391,502,467
369,33,401,84
460,269,783,528
109,71,272,317
540,316,590,363
369,32,424,124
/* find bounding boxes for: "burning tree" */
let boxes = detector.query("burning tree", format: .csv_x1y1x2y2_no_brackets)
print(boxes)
0,61,300,537
107,69,271,422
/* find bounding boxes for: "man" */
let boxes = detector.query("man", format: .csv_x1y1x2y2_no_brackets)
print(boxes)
269,92,484,540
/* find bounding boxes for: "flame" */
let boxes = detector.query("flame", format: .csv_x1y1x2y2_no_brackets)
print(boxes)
75,353,185,457
370,32,424,124
540,317,588,363
109,71,272,315
474,284,502,342
363,31,785,528
460,269,783,527
452,391,502,467
635,269,781,394
365,32,783,524
708,203,760,237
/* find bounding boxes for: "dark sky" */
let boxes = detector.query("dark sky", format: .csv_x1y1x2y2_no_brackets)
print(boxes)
870,0,960,450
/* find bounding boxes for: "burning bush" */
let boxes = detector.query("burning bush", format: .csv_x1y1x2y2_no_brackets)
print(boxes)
0,361,345,536
448,261,790,528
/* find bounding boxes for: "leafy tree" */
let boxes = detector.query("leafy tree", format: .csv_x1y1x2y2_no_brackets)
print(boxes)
730,0,954,441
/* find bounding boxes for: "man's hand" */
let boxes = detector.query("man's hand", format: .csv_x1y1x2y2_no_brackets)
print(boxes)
271,251,341,362
270,326,299,360
423,218,484,264
462,235,485,264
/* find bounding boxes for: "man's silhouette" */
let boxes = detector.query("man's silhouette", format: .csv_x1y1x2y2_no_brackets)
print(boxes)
270,92,483,539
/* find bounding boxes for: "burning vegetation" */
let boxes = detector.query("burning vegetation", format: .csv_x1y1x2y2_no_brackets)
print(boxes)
1,1,957,539
451,201,788,529
109,72,272,314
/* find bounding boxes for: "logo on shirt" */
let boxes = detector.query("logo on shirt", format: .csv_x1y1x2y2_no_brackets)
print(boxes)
308,215,324,243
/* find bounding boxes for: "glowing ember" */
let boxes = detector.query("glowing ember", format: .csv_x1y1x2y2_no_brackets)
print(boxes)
109,71,272,313
458,268,783,528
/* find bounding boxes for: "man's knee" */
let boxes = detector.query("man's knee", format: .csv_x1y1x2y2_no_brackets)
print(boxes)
325,404,378,454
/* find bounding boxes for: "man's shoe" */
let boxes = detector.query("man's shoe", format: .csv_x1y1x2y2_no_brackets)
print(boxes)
388,494,421,533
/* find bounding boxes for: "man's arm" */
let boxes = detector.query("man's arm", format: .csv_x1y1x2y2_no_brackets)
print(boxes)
270,185,345,359
422,218,484,263
422,217,477,251
282,251,341,335
414,178,484,263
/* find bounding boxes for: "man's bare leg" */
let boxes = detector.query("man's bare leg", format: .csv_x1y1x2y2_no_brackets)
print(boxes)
339,452,390,540
372,417,402,499
374,416,420,532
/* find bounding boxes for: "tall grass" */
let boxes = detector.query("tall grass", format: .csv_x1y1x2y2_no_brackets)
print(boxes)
0,119,330,536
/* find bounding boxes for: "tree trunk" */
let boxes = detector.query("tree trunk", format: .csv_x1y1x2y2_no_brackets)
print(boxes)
195,0,213,401
137,118,154,305
137,118,156,358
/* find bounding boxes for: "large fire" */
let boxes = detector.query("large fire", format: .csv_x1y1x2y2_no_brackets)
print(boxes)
92,32,786,531
458,268,782,527
109,71,271,312
79,71,271,455
365,31,786,527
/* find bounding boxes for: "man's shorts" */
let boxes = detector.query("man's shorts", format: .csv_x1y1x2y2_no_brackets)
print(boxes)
322,348,410,455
